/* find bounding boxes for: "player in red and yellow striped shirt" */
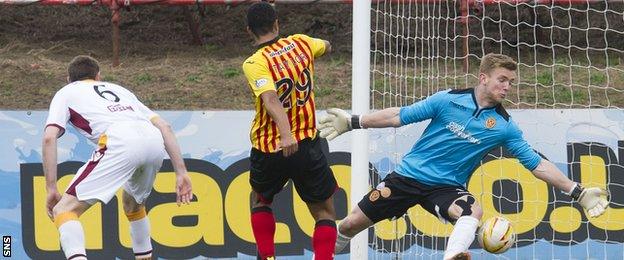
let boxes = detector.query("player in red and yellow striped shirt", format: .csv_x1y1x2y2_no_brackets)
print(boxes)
244,24,325,153
242,2,338,260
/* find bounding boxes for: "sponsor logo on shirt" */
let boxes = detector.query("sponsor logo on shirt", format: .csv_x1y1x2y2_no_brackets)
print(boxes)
268,43,296,57
255,78,268,88
446,121,481,144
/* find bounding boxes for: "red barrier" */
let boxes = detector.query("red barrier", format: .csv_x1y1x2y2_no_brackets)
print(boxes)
1,0,616,6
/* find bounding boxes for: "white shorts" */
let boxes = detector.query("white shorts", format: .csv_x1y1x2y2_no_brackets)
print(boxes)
65,121,165,204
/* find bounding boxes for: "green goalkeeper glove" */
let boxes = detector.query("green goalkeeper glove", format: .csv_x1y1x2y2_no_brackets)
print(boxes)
568,183,609,218
318,108,361,140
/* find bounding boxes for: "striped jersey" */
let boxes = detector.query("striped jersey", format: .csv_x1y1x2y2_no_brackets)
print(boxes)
45,80,158,143
242,34,327,153
396,88,542,187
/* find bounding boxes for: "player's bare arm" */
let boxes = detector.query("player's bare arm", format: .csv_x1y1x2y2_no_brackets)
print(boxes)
260,90,298,156
42,126,62,219
360,107,402,128
318,107,401,140
531,159,608,217
151,116,193,206
531,160,575,192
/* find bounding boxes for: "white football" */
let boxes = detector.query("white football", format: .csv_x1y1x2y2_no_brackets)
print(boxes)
478,216,516,254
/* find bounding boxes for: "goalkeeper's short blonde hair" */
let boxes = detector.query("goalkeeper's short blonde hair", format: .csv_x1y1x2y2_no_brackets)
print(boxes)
479,53,517,75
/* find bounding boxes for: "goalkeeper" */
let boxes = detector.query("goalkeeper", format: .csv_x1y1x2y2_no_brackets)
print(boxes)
320,53,609,260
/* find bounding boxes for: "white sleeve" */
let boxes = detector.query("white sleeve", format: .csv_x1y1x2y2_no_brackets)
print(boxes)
45,91,69,137
130,92,158,120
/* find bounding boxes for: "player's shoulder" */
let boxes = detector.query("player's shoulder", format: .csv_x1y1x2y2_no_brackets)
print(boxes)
98,81,132,93
98,80,121,88
426,88,455,101
447,87,474,95
494,103,511,122
289,34,323,47
54,81,84,97
56,82,75,92
243,51,268,70
243,54,259,64
244,46,267,62
441,88,476,105
289,33,311,41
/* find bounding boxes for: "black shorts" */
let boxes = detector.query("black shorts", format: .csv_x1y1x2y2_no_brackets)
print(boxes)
249,136,337,203
358,172,473,223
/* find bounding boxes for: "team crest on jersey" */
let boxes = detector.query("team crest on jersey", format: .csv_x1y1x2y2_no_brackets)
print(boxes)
485,117,496,129
369,190,380,202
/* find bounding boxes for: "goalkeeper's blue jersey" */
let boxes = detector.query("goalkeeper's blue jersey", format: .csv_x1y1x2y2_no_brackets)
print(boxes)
396,88,542,187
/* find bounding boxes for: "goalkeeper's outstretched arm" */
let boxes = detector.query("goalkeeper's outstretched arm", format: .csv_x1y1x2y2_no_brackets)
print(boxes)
318,107,402,140
532,159,609,218
531,159,575,193
360,107,402,128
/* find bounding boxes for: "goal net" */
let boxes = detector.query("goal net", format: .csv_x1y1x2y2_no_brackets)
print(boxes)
362,0,624,259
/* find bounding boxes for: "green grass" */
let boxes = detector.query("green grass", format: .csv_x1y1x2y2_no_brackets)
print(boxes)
365,56,624,109
536,71,553,86
201,62,217,74
222,67,241,78
203,44,219,53
590,72,607,85
551,87,588,106
315,86,332,97
186,74,202,83
134,73,153,85
102,75,116,82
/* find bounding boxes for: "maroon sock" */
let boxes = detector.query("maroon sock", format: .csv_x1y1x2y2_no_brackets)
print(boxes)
251,206,275,259
312,219,337,260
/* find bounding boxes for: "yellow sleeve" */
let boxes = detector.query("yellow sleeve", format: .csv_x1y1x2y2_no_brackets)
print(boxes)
293,34,326,58
242,57,276,98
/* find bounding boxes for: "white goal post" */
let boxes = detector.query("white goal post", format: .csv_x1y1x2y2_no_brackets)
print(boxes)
351,0,372,259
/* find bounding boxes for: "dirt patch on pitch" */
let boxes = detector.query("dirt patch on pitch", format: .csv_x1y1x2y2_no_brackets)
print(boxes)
2,3,624,110
0,4,353,110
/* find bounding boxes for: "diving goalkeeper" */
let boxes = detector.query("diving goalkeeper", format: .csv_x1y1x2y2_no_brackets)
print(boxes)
319,53,609,260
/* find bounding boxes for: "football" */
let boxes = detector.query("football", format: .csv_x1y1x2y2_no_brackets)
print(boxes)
478,216,516,254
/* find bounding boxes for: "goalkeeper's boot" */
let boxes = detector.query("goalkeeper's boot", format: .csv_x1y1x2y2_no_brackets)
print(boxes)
451,252,471,260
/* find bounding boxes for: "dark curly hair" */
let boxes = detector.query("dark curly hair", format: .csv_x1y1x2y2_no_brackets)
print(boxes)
247,2,277,38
